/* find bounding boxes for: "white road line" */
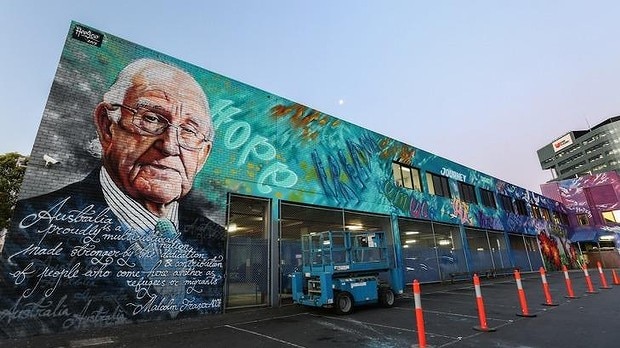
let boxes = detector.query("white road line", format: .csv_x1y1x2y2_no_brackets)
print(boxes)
423,309,511,322
307,313,460,340
437,320,516,348
428,291,475,297
69,337,116,347
416,296,517,308
218,312,309,327
415,297,478,305
392,306,512,322
224,324,306,347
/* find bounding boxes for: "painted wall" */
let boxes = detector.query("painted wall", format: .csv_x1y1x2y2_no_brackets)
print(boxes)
0,23,229,338
1,22,561,338
541,171,620,254
541,171,620,227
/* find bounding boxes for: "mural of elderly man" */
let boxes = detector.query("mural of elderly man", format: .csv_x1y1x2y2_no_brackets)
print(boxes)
0,58,226,337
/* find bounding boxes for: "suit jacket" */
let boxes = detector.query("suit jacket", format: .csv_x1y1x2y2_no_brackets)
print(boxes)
0,169,226,338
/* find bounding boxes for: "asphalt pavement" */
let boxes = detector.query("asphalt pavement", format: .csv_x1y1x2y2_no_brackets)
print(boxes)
2,269,620,348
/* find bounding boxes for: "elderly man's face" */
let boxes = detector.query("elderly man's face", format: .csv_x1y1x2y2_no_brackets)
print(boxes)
96,71,211,208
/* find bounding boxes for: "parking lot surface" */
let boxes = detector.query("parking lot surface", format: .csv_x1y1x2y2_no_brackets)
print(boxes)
3,269,620,347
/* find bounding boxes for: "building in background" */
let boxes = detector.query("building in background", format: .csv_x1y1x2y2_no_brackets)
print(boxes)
538,116,620,268
541,172,620,267
537,116,620,182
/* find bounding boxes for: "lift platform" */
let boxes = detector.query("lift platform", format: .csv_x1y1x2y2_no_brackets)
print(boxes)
291,230,402,314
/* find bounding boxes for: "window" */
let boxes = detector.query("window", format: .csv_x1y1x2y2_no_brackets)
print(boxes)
499,194,514,213
576,214,590,226
392,162,422,191
553,211,569,225
602,210,620,224
532,205,550,220
531,205,541,219
592,164,608,172
584,141,609,154
426,172,450,198
480,188,496,209
588,154,603,162
457,181,477,204
227,195,270,307
514,199,528,216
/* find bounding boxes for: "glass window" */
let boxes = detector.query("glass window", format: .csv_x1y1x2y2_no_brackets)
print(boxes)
433,223,467,280
402,166,414,189
531,205,542,219
392,162,422,191
514,199,528,216
602,210,620,224
227,195,270,308
480,188,496,209
499,194,514,213
279,202,392,303
426,172,450,198
465,228,493,271
509,234,529,271
398,219,439,283
457,181,478,204
488,231,510,270
344,210,392,233
576,213,590,226
525,235,543,271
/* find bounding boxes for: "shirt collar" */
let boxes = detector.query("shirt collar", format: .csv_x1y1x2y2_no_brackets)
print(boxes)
99,167,179,234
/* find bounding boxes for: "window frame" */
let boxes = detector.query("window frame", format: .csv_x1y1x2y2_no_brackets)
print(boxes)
602,210,620,225
392,162,422,192
552,210,569,225
457,181,478,204
426,172,451,198
531,205,542,219
499,194,514,213
480,188,496,209
576,213,590,226
514,199,528,216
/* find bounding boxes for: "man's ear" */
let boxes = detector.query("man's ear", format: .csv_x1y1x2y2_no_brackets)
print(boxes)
94,102,115,146
198,142,212,168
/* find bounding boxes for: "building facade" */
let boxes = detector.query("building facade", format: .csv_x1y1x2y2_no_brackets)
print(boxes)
0,22,573,338
541,171,620,267
537,116,620,181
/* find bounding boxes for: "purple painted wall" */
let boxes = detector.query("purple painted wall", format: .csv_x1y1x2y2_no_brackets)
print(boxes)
541,171,620,235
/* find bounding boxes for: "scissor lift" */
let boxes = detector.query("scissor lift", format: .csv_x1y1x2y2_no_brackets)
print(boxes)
291,230,402,314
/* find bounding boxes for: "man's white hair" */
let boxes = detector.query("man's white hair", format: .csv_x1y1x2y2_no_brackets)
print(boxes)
103,58,213,142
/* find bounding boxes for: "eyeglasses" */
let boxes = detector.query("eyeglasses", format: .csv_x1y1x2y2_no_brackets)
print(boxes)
111,104,210,151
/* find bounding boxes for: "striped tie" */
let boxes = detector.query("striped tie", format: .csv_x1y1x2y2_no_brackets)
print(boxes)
155,218,178,239
153,218,186,315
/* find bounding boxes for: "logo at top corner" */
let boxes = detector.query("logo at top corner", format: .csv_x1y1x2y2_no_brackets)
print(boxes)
72,25,103,47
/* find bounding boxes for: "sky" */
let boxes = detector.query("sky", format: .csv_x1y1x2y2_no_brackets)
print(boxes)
2,1,620,194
